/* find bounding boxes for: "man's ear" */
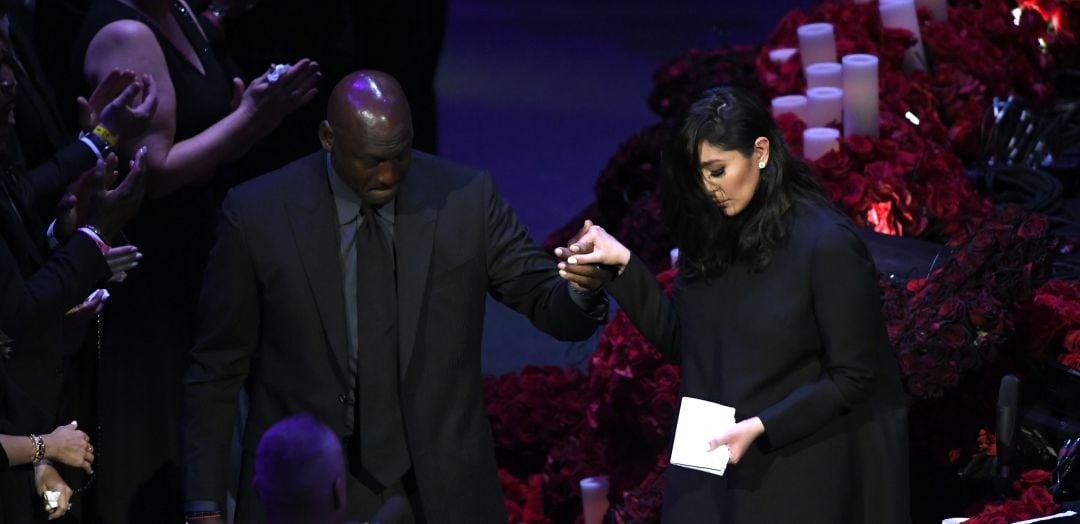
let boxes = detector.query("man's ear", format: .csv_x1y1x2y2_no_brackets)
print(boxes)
319,121,334,152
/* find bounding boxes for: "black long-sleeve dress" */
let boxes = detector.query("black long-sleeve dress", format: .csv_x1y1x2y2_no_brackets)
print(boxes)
607,201,910,523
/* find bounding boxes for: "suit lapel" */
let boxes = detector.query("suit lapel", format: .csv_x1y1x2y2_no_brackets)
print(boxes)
394,163,437,377
284,155,349,385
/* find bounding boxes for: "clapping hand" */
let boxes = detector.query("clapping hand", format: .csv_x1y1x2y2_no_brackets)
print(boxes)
232,59,321,125
78,70,159,143
555,220,630,291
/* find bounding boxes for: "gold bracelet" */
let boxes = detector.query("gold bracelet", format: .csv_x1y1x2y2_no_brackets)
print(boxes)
92,124,119,149
29,434,45,464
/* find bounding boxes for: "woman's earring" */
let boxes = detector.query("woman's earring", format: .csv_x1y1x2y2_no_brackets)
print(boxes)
758,161,766,169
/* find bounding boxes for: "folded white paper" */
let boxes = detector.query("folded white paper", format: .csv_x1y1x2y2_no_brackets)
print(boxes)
670,396,737,476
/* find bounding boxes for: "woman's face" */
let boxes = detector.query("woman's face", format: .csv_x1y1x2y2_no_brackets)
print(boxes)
698,137,769,216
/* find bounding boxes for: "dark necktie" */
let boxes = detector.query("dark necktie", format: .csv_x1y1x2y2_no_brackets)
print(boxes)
352,205,411,486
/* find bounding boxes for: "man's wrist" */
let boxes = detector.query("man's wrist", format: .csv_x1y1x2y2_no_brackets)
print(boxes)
184,499,224,523
78,226,111,254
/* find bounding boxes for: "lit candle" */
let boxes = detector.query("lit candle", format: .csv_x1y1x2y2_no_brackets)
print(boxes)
915,0,948,20
581,476,610,524
797,23,837,72
806,62,843,89
768,47,798,64
771,95,807,123
841,54,879,138
806,87,844,128
879,0,927,71
803,127,841,160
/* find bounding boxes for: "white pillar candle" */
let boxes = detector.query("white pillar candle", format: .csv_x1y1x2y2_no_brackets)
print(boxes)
771,95,807,122
806,87,844,128
915,0,948,21
806,62,843,89
768,47,798,64
841,54,879,138
797,23,837,72
879,0,927,71
581,476,610,524
803,127,841,160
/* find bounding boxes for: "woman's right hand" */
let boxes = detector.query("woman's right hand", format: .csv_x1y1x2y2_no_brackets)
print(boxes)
555,220,632,289
236,59,321,127
42,422,94,474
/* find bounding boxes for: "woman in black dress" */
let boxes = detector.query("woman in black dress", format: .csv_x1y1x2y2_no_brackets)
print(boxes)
559,86,910,522
71,1,319,520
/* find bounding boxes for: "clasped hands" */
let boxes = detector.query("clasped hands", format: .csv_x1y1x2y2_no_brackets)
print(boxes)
554,220,631,293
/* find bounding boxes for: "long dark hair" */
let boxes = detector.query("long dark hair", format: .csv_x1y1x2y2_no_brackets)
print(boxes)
662,86,827,279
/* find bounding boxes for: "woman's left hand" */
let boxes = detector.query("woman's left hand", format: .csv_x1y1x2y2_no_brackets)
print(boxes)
707,416,765,464
34,463,73,520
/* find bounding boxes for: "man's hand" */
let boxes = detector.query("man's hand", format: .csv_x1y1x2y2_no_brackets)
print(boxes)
34,462,73,520
706,417,765,464
555,220,628,291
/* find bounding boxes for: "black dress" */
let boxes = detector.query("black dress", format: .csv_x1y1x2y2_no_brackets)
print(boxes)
71,1,232,521
607,202,910,523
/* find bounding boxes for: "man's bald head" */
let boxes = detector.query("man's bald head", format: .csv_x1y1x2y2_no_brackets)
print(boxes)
326,70,413,144
320,71,414,206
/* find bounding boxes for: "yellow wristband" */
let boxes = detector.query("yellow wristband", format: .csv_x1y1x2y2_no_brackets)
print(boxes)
92,125,119,149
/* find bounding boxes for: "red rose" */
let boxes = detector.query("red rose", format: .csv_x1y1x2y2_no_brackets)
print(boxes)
968,292,1000,329
1014,469,1054,490
940,323,972,349
970,230,996,252
1060,352,1080,371
813,149,851,180
1020,485,1058,515
844,135,875,162
840,174,869,209
1065,330,1080,354
1017,214,1049,240
937,298,967,321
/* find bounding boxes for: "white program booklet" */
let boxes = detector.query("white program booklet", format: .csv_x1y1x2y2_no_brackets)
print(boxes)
670,396,737,476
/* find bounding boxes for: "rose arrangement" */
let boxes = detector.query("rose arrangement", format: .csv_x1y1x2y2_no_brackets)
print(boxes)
881,205,1056,399
965,469,1061,523
1015,278,1080,371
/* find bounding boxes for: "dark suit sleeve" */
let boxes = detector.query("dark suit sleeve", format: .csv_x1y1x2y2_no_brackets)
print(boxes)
182,193,260,506
757,222,880,450
605,254,681,359
0,232,110,340
25,141,98,219
480,173,605,340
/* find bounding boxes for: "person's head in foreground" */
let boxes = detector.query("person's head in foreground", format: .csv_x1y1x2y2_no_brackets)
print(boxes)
662,85,827,279
254,413,346,524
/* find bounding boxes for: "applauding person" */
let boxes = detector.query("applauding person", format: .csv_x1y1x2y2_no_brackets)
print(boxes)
71,0,320,519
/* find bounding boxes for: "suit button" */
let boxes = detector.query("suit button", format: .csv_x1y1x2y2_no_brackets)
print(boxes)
338,393,348,404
